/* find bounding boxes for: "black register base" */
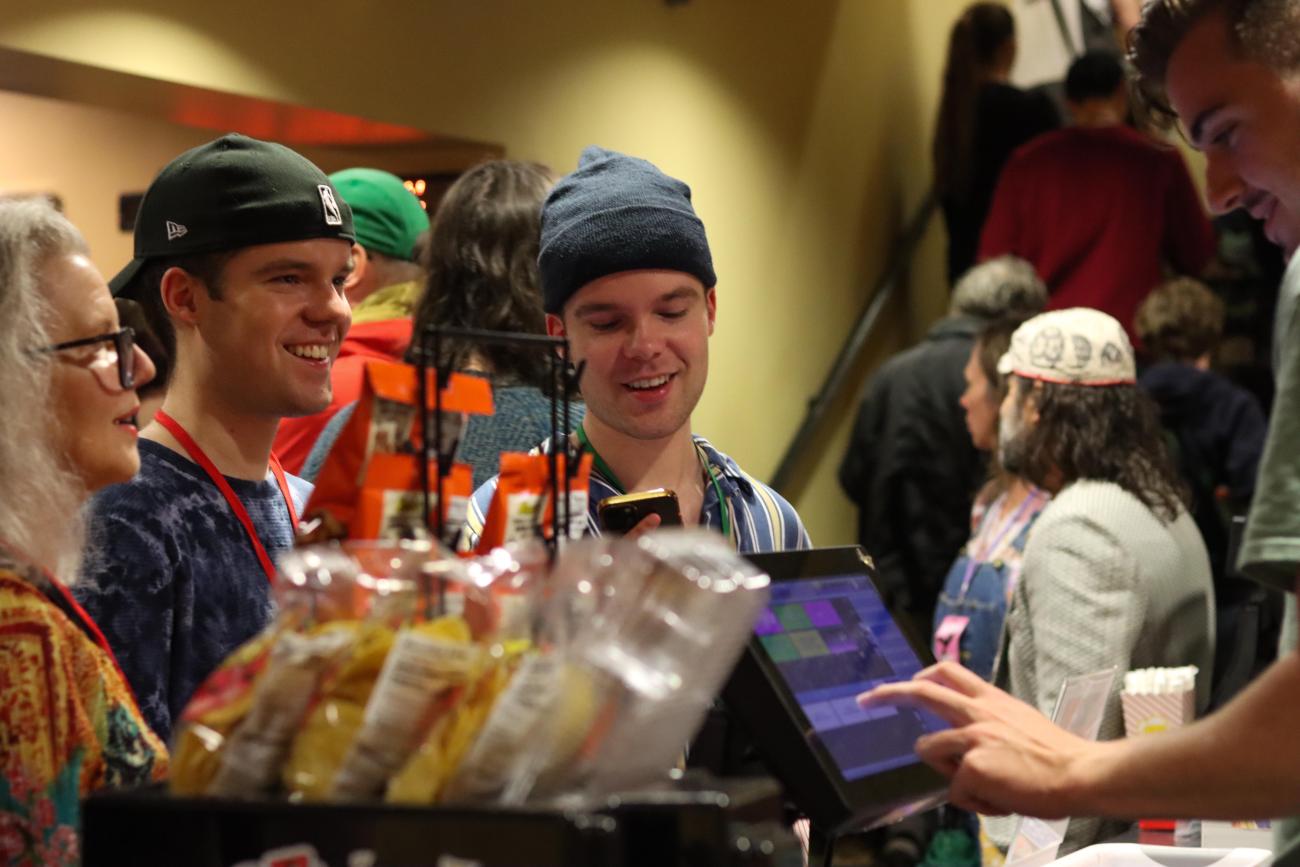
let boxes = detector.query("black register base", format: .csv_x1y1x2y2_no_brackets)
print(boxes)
81,774,800,867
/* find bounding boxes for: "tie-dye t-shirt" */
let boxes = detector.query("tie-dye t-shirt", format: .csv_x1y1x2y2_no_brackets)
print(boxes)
75,439,310,743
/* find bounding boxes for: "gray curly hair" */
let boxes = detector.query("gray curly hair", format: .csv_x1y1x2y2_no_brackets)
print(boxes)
0,200,90,581
949,255,1049,320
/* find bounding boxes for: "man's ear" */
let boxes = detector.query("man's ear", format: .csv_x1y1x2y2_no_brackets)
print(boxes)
343,243,368,295
159,266,204,328
545,313,566,339
1024,380,1044,426
705,287,717,336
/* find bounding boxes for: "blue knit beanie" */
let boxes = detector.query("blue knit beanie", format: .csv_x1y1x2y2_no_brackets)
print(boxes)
538,146,716,314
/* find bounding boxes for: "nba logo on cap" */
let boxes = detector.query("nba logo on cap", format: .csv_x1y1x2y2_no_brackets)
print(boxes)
318,185,343,226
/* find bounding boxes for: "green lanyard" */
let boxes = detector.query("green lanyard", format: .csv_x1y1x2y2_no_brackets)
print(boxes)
574,423,733,542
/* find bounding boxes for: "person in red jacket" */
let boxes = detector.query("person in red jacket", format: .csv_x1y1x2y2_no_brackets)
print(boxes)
273,167,429,473
978,51,1215,343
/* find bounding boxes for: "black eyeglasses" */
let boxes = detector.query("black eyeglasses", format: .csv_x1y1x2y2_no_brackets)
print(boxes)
36,327,137,390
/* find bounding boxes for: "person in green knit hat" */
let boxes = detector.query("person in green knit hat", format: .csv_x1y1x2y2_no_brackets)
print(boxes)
273,166,429,473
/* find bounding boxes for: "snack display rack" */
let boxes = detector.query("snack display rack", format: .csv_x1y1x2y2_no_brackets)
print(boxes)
414,325,585,555
80,332,808,866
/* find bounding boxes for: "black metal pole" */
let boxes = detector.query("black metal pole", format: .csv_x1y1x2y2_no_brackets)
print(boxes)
428,327,564,348
562,342,574,546
415,325,570,555
547,351,560,563
417,325,431,535
434,327,446,544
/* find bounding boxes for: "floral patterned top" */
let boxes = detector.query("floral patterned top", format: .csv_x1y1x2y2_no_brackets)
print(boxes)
0,554,167,866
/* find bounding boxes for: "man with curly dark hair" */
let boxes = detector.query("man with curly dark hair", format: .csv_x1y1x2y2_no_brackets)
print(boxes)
974,307,1216,855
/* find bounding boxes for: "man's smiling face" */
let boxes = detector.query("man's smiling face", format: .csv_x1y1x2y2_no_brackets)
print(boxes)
548,269,715,443
1166,10,1300,254
192,238,353,419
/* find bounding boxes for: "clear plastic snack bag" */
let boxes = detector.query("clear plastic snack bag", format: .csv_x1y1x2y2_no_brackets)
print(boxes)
170,545,367,797
327,541,505,801
279,540,456,800
444,530,771,805
385,540,552,805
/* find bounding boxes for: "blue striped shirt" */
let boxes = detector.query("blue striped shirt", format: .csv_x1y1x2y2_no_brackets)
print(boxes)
464,434,811,553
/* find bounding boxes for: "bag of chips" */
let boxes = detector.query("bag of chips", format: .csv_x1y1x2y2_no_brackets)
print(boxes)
474,451,592,554
170,546,366,796
169,629,278,797
279,620,394,800
449,531,772,804
205,624,356,797
169,529,769,810
279,539,470,800
354,453,473,546
303,359,492,544
385,541,550,804
329,612,480,800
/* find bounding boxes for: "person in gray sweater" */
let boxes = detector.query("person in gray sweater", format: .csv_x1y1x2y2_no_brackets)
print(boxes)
985,308,1216,854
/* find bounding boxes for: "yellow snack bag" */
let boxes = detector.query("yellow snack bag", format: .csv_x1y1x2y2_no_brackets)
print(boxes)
169,630,277,796
329,615,478,800
281,623,396,799
205,622,356,797
386,653,516,804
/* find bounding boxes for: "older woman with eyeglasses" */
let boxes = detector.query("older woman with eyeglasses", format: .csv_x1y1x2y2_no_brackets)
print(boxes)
0,200,165,864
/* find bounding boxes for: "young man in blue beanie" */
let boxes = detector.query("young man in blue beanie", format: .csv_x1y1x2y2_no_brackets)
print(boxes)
77,134,355,741
465,146,808,553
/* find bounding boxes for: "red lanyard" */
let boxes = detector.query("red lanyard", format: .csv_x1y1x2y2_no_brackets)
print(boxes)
154,410,298,585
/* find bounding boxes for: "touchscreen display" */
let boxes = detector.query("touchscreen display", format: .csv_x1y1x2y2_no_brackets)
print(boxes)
752,574,947,781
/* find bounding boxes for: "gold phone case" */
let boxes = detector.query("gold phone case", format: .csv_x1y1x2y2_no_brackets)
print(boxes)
597,488,681,530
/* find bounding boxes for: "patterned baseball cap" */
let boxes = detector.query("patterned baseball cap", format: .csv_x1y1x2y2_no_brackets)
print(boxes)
997,307,1136,386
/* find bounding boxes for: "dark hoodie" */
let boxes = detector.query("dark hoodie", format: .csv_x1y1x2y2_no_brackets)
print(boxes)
1139,361,1267,580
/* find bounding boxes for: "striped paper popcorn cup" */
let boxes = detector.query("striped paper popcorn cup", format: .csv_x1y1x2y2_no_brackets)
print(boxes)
1120,666,1198,736
1120,688,1195,736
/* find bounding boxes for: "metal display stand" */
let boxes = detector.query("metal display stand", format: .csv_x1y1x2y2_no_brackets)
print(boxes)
413,325,585,557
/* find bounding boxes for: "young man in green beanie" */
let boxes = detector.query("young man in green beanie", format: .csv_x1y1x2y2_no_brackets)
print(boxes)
77,133,355,741
465,146,809,553
273,166,429,473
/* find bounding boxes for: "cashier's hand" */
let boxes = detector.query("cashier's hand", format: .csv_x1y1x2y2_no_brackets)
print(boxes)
857,662,1102,818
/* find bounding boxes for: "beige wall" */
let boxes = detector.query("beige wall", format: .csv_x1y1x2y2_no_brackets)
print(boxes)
0,89,217,274
0,0,976,545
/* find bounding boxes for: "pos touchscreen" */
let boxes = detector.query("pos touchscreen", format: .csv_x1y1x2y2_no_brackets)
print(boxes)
723,546,949,833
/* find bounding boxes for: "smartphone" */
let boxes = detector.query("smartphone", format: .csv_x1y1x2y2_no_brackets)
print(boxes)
597,488,683,535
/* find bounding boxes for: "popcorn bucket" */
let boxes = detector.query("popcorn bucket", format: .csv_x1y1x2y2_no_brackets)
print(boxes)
1120,666,1198,736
